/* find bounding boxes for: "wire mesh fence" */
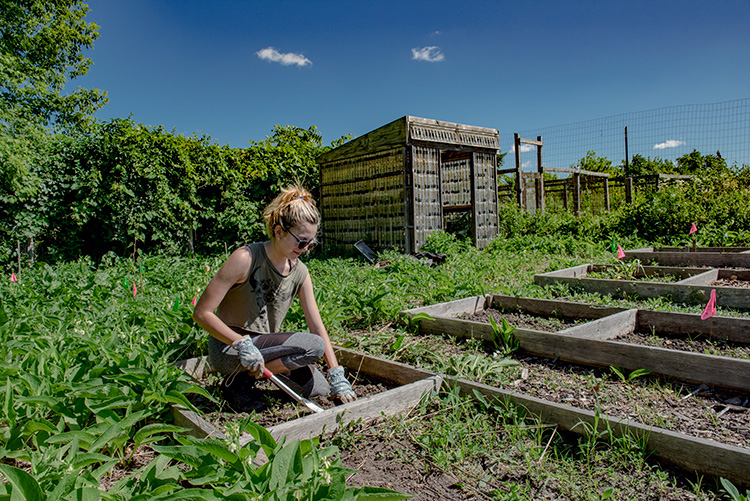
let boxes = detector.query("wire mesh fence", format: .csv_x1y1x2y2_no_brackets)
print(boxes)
498,98,750,215
501,98,750,172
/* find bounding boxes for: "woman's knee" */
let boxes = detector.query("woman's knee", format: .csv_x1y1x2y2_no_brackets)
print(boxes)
292,332,325,358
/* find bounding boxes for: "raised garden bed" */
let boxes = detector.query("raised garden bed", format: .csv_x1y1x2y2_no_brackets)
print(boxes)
399,296,750,488
534,263,750,310
172,352,441,446
185,367,394,429
403,295,750,391
625,246,750,268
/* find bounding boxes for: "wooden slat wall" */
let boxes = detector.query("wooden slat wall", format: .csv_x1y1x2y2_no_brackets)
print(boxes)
320,148,406,249
441,158,472,207
473,151,499,248
411,146,443,250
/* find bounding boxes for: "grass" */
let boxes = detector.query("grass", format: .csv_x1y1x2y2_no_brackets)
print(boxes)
2,230,748,498
327,388,719,500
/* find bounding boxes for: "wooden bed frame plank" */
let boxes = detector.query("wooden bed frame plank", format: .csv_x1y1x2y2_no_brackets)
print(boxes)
534,264,750,310
401,296,750,391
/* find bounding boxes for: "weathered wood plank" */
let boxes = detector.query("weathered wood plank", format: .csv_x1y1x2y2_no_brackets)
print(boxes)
636,310,750,344
486,295,626,319
557,309,637,340
251,376,443,445
171,405,226,440
319,117,407,162
544,167,611,178
445,377,750,488
334,347,436,385
400,301,750,391
516,331,750,391
400,295,487,320
534,265,750,310
624,247,750,267
675,269,718,285
718,268,750,280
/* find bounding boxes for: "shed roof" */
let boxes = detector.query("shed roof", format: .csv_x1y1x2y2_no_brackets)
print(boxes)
319,116,499,164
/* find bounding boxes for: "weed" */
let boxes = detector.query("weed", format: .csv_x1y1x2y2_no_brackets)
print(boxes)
721,477,750,501
609,366,651,382
489,315,520,355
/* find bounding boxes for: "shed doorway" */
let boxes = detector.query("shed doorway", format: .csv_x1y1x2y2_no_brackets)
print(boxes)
440,150,474,242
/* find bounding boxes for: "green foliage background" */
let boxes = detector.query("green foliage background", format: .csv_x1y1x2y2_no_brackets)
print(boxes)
1,119,341,265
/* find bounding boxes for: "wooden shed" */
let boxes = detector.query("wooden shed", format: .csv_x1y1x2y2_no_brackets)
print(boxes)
318,116,500,253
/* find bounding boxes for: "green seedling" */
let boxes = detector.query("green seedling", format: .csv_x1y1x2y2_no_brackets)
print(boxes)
721,477,750,501
489,315,520,354
610,366,651,382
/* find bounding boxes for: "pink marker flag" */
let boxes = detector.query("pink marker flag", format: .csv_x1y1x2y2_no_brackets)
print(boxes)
689,222,697,235
132,282,137,297
191,296,198,307
616,245,626,259
10,272,18,283
700,289,717,320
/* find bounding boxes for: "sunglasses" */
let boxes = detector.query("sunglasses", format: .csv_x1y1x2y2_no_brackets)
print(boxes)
283,227,318,251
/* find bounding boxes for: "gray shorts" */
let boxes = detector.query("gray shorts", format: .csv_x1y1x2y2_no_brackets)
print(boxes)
208,332,329,397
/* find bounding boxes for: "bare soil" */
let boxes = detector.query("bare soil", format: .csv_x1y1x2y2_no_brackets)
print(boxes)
454,311,750,448
504,355,749,449
616,330,750,360
457,308,584,332
187,369,393,431
712,278,750,287
333,426,473,500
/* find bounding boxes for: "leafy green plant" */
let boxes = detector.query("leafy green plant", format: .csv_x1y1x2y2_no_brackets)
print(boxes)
443,353,518,384
609,366,651,383
720,477,750,501
489,315,519,355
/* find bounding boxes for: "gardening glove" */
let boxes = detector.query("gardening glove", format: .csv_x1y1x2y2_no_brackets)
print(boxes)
328,366,356,403
232,336,264,378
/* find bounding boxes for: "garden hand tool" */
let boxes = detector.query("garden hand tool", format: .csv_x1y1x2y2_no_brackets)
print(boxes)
262,368,325,413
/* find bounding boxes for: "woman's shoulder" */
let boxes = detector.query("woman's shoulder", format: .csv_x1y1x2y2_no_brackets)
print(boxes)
291,258,309,281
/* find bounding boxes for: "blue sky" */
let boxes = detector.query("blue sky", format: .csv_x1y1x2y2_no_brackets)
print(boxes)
74,0,750,152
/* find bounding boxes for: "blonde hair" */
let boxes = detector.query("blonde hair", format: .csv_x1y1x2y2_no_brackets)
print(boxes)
263,185,320,238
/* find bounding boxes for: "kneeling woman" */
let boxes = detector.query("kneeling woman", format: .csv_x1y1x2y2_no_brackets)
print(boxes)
192,185,356,411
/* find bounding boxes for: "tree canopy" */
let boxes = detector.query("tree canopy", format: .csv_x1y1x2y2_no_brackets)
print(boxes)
0,0,107,131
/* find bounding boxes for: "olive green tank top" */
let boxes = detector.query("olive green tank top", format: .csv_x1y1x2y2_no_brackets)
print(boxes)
216,242,308,334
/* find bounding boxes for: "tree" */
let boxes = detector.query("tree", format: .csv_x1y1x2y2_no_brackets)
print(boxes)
675,150,728,175
1,0,106,258
572,151,616,175
0,0,107,132
624,154,676,176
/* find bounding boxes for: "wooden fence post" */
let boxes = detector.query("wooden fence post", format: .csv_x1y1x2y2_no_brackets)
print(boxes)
536,136,544,214
514,133,523,208
604,178,610,212
573,173,581,216
625,177,633,204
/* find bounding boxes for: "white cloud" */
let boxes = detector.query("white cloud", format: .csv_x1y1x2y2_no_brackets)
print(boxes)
412,46,445,62
256,46,312,67
653,139,685,150
511,143,535,154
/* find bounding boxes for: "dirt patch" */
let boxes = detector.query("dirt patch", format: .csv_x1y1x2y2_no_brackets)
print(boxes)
334,428,472,500
505,355,750,449
98,445,156,491
615,330,750,360
457,308,583,332
187,369,393,432
712,278,750,287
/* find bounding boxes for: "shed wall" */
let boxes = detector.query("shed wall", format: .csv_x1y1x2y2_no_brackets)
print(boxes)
410,146,444,251
320,148,406,249
473,151,500,248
